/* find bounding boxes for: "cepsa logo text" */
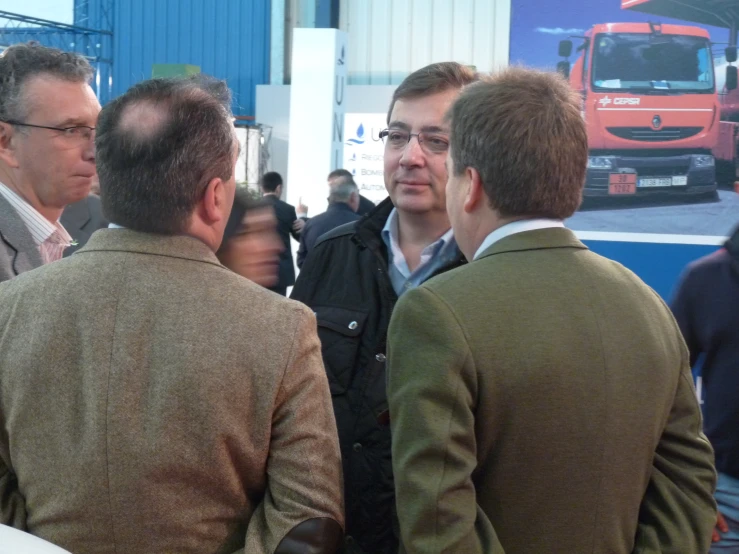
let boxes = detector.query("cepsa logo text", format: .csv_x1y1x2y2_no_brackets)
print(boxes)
599,96,641,107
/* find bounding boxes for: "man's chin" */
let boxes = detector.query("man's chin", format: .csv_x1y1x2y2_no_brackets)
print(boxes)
65,182,93,204
394,197,437,215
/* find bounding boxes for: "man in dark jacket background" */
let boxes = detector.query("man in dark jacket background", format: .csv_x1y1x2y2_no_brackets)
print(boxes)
671,224,739,552
297,176,360,268
328,168,374,216
260,171,300,295
291,62,477,554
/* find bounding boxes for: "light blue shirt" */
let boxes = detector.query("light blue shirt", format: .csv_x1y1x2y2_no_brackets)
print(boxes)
473,219,565,260
381,208,460,297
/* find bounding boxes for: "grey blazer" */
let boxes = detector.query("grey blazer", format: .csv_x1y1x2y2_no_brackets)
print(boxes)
60,194,108,257
0,193,42,284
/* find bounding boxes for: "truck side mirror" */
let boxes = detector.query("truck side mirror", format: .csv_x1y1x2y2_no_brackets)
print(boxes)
726,46,738,64
557,61,571,79
559,40,573,58
726,66,738,91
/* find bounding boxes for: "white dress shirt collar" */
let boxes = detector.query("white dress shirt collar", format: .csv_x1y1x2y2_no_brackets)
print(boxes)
473,219,565,260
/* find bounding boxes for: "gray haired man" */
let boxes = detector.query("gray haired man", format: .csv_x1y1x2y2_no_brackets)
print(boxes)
0,43,100,282
296,176,360,268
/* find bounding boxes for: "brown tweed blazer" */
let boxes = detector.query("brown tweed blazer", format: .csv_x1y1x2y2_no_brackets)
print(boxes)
0,229,343,553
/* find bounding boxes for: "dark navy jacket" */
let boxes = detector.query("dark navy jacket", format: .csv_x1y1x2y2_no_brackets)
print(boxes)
671,226,739,479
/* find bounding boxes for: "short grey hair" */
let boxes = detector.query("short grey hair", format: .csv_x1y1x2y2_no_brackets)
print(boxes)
96,75,235,234
329,180,358,204
0,42,94,123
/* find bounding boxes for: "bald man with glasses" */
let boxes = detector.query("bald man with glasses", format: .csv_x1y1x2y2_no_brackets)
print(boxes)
0,43,100,282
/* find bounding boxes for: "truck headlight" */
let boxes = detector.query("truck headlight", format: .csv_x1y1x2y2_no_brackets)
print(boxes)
588,157,613,169
693,155,715,167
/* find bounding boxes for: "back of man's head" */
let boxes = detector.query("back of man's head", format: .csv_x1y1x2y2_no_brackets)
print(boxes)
387,62,478,124
448,67,587,220
260,171,283,193
328,179,358,206
0,42,93,124
327,168,353,183
96,75,234,234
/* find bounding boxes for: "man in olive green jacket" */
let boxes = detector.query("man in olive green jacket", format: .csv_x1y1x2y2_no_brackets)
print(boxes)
387,68,717,554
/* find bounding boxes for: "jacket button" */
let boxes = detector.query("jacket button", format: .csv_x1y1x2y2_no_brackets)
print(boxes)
375,353,386,362
348,321,358,330
353,442,363,452
345,536,355,545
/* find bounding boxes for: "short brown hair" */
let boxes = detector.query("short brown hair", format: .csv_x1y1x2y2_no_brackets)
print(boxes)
97,75,234,234
387,62,478,123
448,67,587,219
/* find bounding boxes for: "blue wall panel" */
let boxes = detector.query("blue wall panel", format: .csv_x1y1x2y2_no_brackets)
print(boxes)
583,241,721,301
80,0,270,116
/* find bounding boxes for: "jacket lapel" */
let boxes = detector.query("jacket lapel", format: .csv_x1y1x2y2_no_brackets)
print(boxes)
60,197,92,241
0,193,43,276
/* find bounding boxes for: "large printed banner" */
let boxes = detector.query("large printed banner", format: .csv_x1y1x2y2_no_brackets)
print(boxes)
510,0,738,240
342,113,390,205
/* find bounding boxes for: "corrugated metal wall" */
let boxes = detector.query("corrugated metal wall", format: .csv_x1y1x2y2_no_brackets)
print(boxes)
80,0,270,116
339,0,511,84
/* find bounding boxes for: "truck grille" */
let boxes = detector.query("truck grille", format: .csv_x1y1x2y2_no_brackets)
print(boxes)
606,127,703,142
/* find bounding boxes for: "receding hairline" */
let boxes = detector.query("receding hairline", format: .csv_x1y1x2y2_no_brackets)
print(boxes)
18,72,95,115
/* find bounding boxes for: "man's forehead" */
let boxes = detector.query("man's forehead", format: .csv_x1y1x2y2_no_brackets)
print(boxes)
387,90,459,130
23,74,100,123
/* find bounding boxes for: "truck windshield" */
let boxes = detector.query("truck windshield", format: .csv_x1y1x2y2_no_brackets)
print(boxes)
591,33,714,93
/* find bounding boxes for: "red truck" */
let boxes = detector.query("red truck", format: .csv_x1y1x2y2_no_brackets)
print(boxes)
623,0,739,189
558,22,721,200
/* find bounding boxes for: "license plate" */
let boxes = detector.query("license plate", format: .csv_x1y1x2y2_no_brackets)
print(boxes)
638,178,672,187
672,176,688,186
608,173,636,195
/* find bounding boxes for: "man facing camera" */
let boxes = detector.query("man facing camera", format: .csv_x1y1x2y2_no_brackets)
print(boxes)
387,67,717,554
0,75,343,554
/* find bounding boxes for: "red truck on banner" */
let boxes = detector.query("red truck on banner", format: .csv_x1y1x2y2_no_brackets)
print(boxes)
624,0,739,189
557,0,738,201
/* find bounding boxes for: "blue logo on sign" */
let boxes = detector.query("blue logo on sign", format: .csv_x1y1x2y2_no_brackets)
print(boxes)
346,123,365,145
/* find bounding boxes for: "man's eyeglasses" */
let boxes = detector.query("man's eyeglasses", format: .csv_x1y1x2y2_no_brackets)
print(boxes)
2,120,96,145
379,129,449,155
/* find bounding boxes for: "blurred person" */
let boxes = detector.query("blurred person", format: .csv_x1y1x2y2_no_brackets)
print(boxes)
260,171,302,295
672,224,739,553
217,188,283,287
328,168,374,216
296,177,360,268
291,62,477,554
387,67,717,554
0,75,343,553
61,193,108,257
0,42,99,282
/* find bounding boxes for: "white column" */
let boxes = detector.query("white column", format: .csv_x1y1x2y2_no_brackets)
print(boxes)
285,28,348,216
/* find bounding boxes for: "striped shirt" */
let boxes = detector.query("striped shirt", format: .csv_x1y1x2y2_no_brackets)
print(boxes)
0,181,73,265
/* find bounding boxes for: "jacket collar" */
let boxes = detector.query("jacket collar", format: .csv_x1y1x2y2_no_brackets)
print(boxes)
60,196,92,234
0,192,43,272
476,226,588,260
726,225,739,262
352,197,467,272
353,197,396,256
327,202,355,214
76,228,224,268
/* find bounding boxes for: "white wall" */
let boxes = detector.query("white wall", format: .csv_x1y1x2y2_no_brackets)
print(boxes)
256,84,396,209
339,0,511,84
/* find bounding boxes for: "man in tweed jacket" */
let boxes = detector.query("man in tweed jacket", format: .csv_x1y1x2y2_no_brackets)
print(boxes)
0,75,343,554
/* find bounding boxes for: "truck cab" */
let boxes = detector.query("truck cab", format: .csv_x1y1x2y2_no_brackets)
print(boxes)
560,22,719,199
